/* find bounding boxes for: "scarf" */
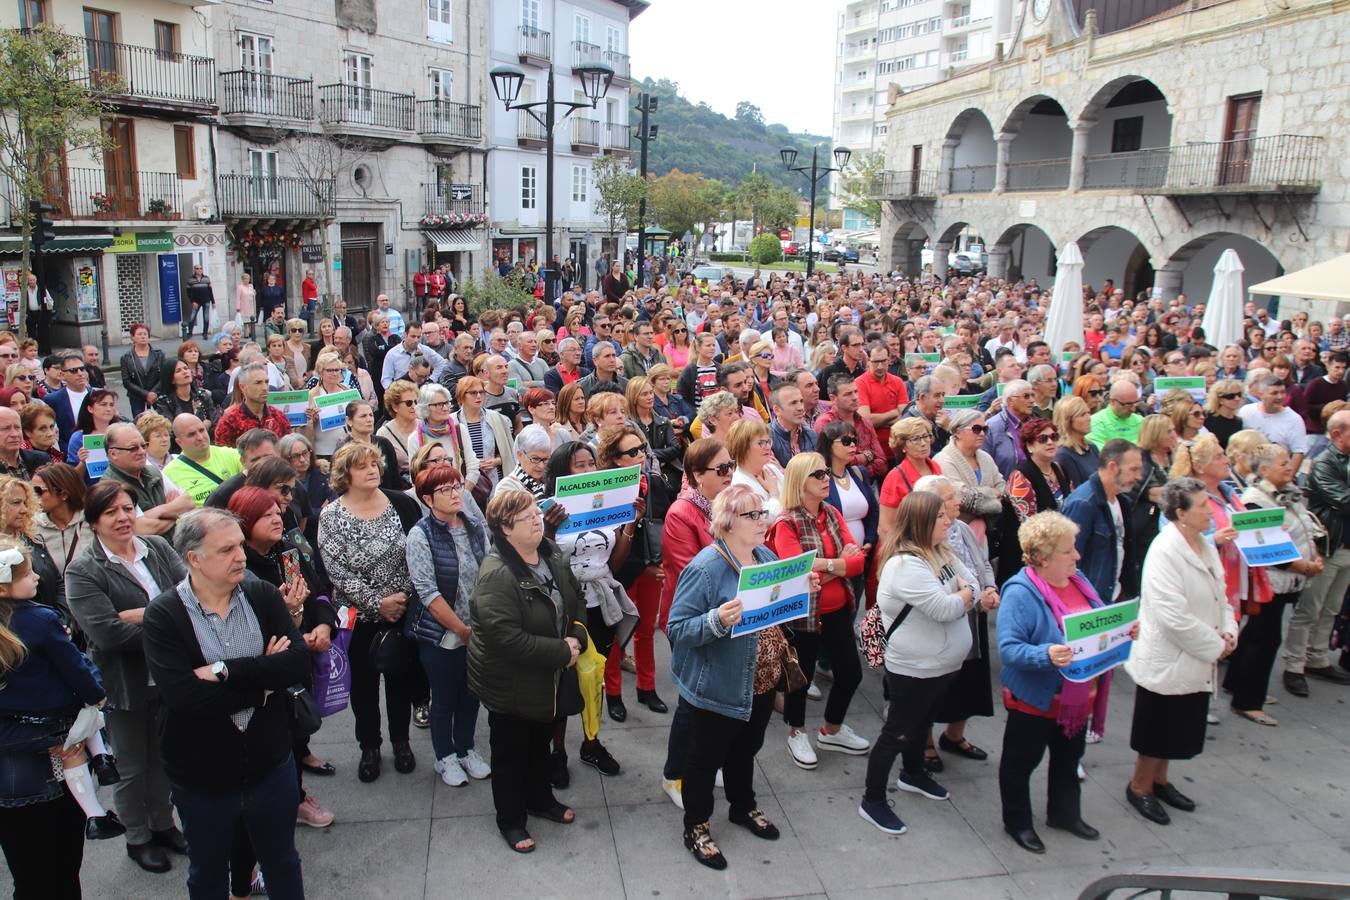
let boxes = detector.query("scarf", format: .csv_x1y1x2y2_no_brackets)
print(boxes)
775,505,852,631
679,485,713,522
509,465,546,501
1023,566,1112,739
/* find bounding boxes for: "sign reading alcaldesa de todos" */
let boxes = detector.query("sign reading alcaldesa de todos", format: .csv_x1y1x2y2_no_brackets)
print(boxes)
553,465,641,535
731,551,816,638
1060,599,1139,684
1231,507,1301,567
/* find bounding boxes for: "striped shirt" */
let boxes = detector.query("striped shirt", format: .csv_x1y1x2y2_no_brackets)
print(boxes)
176,579,266,731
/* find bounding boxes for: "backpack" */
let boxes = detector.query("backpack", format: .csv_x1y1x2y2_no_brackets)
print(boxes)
859,603,913,669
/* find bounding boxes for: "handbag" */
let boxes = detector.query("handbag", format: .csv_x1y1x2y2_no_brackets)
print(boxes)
367,627,411,675
634,515,663,567
285,684,322,738
312,627,353,717
556,666,584,718
859,603,913,670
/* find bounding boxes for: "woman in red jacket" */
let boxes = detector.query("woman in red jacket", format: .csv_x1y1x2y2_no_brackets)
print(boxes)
658,437,733,809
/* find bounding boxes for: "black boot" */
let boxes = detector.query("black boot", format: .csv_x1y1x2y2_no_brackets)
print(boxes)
90,753,120,786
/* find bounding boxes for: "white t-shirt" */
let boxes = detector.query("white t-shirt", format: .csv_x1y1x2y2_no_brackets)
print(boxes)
1107,498,1124,601
731,464,783,521
65,387,88,421
835,473,869,546
556,526,622,609
1238,403,1308,455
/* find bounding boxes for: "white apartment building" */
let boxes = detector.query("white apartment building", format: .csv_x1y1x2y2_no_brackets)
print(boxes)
832,0,1010,230
485,0,644,289
210,0,489,319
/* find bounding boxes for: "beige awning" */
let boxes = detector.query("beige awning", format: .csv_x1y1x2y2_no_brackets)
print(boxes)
1248,253,1350,304
424,230,482,252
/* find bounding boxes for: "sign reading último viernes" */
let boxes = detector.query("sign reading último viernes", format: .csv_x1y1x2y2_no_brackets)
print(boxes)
1060,598,1139,684
1231,507,1301,567
553,465,641,535
731,551,816,638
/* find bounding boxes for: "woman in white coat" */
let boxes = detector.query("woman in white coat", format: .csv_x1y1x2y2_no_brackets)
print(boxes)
1123,476,1238,826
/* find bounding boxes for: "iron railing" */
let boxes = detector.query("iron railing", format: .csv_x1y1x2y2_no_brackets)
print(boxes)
219,70,314,119
1082,134,1323,193
518,25,551,62
571,117,600,149
517,110,548,143
423,183,484,217
417,100,482,142
73,36,215,107
40,167,182,220
947,164,995,192
869,170,940,199
1077,866,1350,900
317,83,414,130
1082,149,1169,190
217,174,335,218
604,122,631,154
1007,157,1070,191
571,40,602,69
604,50,631,81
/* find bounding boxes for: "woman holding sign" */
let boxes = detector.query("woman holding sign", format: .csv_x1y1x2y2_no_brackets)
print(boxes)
308,351,353,460
1124,477,1238,826
65,389,122,485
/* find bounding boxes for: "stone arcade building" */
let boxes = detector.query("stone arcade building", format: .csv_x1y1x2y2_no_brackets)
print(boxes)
873,0,1350,312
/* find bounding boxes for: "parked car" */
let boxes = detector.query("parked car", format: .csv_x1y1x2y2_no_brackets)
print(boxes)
950,253,978,275
783,242,800,257
691,265,729,283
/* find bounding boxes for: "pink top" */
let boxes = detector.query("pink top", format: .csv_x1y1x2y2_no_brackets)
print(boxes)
771,343,803,377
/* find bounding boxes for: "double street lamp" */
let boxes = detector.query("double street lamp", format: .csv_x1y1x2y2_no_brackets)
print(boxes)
780,145,851,280
490,59,614,298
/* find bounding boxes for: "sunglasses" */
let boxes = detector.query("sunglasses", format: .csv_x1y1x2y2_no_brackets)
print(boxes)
1034,433,1059,444
398,399,416,407
1219,392,1241,400
703,461,735,477
616,445,646,458
63,366,87,374
839,435,858,446
965,425,988,435
738,509,770,521
275,484,294,496
1087,389,1104,397
808,468,830,480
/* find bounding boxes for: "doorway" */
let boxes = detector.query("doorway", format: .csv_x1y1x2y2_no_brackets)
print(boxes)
340,222,379,312
102,118,138,218
569,238,588,291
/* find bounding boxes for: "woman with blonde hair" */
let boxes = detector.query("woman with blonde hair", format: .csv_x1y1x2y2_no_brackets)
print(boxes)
283,318,310,383
580,391,628,447
307,349,352,459
1203,378,1245,449
0,475,65,615
727,418,783,521
1159,389,1206,442
809,341,837,378
133,411,173,470
376,380,422,488
877,416,942,548
1223,428,1267,489
934,408,1006,548
1052,396,1098,491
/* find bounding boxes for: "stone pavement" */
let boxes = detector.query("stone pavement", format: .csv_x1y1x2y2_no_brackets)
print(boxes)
9,637,1350,900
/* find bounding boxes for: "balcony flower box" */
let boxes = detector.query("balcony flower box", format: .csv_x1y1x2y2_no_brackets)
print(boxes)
419,212,486,228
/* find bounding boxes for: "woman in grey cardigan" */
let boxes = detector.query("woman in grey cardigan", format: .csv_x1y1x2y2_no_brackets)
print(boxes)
66,481,188,874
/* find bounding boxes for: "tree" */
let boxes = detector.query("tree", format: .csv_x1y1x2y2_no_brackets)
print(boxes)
757,185,800,232
0,25,113,333
734,101,765,129
280,134,361,313
834,150,884,226
748,233,782,265
647,169,721,242
591,154,646,255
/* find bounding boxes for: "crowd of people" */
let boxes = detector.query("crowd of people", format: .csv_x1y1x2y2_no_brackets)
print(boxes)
0,260,1348,894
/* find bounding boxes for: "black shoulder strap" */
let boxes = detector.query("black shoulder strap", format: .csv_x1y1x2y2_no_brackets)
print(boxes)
174,454,225,486
884,604,913,642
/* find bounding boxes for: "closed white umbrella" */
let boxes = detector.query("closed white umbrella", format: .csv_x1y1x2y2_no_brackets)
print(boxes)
1042,241,1084,361
1202,248,1246,351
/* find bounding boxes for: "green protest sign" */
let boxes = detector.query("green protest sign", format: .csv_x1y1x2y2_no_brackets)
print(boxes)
943,394,982,409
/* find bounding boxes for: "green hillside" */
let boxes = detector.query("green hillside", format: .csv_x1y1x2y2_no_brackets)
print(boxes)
629,77,833,199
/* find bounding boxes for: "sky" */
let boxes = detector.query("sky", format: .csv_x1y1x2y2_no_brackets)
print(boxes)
628,0,839,136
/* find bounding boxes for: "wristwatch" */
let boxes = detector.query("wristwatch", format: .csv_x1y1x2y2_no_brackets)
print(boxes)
211,661,229,682
826,559,835,575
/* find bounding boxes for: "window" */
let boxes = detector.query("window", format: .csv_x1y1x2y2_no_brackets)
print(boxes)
20,0,46,28
521,165,536,210
1220,93,1261,185
173,125,195,178
606,25,620,53
342,51,373,115
574,14,590,45
153,20,177,60
428,67,453,103
239,33,273,73
571,165,588,203
427,0,452,42
248,149,278,202
521,0,539,29
82,8,117,77
1111,116,1143,153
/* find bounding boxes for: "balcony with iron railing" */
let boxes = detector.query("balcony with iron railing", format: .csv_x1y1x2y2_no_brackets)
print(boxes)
571,41,603,71
1137,134,1324,195
37,167,183,220
217,174,335,218
571,117,600,152
603,122,631,156
423,183,485,218
73,35,215,110
947,163,995,192
518,26,551,65
869,170,940,200
604,50,631,84
219,70,314,120
317,84,414,131
517,110,548,147
1006,157,1070,191
417,100,482,144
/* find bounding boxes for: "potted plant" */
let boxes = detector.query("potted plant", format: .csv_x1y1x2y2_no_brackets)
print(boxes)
146,198,172,218
90,192,114,216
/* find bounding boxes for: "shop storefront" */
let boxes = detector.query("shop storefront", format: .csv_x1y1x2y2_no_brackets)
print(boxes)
0,235,112,353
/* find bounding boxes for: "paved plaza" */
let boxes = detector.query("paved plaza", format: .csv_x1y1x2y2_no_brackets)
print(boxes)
15,637,1350,900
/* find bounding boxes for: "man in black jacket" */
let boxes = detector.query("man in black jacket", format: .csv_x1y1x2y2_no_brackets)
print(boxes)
184,264,215,339
143,507,309,899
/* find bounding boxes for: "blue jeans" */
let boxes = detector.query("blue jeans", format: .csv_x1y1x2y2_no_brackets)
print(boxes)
170,755,304,900
418,642,480,760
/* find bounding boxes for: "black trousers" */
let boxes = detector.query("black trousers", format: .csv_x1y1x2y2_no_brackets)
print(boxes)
488,710,557,833
682,691,774,830
863,670,956,803
1223,592,1296,712
783,608,863,729
348,620,414,751
998,708,1086,831
0,786,84,899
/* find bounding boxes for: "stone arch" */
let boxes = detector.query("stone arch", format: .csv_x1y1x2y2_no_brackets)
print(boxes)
1076,77,1174,189
999,94,1073,190
1160,232,1284,307
943,108,997,192
1077,225,1155,301
993,222,1058,285
889,221,931,279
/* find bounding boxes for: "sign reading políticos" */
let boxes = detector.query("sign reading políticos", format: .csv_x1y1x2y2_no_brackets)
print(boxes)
731,551,816,638
1059,599,1139,683
1231,507,1301,567
553,464,641,535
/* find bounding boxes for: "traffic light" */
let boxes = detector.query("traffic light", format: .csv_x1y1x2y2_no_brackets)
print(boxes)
29,201,55,250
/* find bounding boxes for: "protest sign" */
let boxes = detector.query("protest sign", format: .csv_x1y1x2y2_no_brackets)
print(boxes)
1060,599,1139,683
553,464,641,535
731,551,816,637
84,434,108,479
1231,507,1301,567
315,389,360,431
943,393,982,409
905,353,940,375
1154,376,1206,405
268,390,310,427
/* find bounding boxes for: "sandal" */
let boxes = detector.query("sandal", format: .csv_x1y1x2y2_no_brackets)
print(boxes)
938,734,988,761
683,822,727,870
528,801,575,824
501,827,535,853
923,749,944,773
1232,708,1279,727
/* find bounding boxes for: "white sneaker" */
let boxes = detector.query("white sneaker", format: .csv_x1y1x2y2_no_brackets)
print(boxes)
806,682,824,701
714,769,724,788
662,777,684,809
817,723,871,754
1085,730,1102,744
434,755,468,787
1206,711,1221,725
787,729,818,769
1077,763,1087,782
459,748,491,780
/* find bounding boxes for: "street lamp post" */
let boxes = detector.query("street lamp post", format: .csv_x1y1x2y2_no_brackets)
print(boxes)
780,145,851,281
490,58,614,300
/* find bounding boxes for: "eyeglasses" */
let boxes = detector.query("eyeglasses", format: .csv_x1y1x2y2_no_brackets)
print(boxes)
808,468,830,480
541,338,556,344
463,389,484,397
275,484,295,496
702,461,735,477
13,374,34,382
432,484,464,496
1087,389,1104,397
1219,392,1241,400
286,449,310,460
108,443,147,453
965,425,988,435
906,433,933,443
397,399,416,407
63,366,87,374
1034,433,1059,445
738,509,770,521
616,444,646,458
1189,408,1205,417
31,485,47,496
289,328,304,334
839,435,858,446
673,328,687,334
754,439,772,450
525,454,551,466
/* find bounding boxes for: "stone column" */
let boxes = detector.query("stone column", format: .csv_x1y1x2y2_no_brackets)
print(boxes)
1069,120,1095,191
994,133,1013,193
1152,263,1184,301
988,244,1011,281
939,137,960,194
932,241,951,281
905,239,924,278
879,202,899,273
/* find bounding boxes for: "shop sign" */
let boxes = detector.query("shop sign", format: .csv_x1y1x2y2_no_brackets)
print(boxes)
108,232,174,254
